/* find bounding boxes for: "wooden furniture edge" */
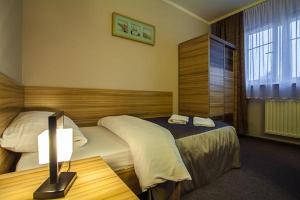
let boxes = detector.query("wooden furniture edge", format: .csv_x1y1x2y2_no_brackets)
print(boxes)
0,72,24,174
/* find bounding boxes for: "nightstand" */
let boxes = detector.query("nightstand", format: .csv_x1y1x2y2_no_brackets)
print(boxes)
0,156,139,200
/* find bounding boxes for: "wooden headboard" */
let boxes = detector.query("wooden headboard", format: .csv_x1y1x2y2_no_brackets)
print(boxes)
0,73,24,174
0,78,172,174
24,86,173,127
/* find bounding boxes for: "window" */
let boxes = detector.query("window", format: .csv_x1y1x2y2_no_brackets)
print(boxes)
291,19,300,79
247,28,272,82
246,22,300,84
244,0,300,98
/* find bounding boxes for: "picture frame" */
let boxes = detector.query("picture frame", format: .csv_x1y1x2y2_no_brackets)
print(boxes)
112,12,155,46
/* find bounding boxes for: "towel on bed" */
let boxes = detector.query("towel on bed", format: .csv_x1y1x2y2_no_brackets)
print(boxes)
193,117,215,127
168,114,189,125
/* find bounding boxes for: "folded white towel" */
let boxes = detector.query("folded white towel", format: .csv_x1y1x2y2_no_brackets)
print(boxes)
168,114,189,125
193,117,215,127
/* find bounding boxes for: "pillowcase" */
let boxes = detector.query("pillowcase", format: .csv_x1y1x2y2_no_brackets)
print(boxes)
0,111,88,153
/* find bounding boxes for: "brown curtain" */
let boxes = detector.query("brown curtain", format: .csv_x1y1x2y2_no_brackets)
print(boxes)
211,12,248,134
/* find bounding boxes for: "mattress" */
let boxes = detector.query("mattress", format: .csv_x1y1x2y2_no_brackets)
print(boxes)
16,126,133,172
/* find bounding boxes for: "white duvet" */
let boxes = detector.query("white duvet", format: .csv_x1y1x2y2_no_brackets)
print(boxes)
98,115,191,191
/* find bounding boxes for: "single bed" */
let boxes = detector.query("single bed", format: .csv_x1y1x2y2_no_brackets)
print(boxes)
94,115,240,199
15,116,240,197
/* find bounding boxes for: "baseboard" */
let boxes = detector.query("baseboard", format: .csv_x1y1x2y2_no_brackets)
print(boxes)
239,134,300,146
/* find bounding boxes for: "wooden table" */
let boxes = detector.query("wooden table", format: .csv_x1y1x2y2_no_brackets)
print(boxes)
0,156,139,200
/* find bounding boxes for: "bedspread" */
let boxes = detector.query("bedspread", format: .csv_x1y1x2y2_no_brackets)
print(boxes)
147,117,240,197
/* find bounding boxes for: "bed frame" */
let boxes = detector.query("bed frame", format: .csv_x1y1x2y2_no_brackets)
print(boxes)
0,72,173,194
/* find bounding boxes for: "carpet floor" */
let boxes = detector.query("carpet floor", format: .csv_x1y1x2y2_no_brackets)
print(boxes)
182,137,300,200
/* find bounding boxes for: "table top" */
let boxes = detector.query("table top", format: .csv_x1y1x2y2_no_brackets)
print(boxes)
0,156,139,200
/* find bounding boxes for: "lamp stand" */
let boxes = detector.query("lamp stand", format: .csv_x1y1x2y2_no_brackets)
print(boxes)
33,172,77,199
34,112,77,199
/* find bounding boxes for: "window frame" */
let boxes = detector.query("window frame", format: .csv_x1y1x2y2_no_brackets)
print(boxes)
245,19,300,86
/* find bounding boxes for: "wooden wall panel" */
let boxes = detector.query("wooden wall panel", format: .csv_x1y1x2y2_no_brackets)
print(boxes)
0,73,24,174
179,34,209,116
24,86,172,127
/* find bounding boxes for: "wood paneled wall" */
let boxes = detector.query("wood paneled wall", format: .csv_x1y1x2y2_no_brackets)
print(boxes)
0,73,24,174
24,86,173,127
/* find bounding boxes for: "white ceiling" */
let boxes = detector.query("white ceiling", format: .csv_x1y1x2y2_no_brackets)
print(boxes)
167,0,258,23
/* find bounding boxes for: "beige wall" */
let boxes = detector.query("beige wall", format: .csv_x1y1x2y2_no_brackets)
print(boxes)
22,0,209,112
0,0,22,82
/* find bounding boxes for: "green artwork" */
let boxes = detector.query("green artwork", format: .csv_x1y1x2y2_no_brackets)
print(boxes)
112,12,155,45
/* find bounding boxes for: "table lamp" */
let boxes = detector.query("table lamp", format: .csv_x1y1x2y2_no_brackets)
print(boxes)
33,112,77,199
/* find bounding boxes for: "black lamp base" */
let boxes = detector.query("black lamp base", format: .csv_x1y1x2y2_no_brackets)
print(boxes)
33,172,77,199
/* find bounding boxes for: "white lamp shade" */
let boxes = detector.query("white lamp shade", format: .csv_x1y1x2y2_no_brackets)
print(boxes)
38,128,73,165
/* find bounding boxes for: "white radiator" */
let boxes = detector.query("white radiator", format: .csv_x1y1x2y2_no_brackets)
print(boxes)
265,100,300,138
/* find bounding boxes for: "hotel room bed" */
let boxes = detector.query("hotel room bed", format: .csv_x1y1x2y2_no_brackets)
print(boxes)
16,116,240,198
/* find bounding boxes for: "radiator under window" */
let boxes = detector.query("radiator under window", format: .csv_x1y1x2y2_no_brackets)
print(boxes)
265,100,300,138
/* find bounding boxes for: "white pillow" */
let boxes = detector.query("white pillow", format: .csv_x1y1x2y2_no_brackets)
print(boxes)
0,111,88,153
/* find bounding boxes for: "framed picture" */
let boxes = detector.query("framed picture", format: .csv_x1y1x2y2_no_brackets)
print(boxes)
112,12,155,46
